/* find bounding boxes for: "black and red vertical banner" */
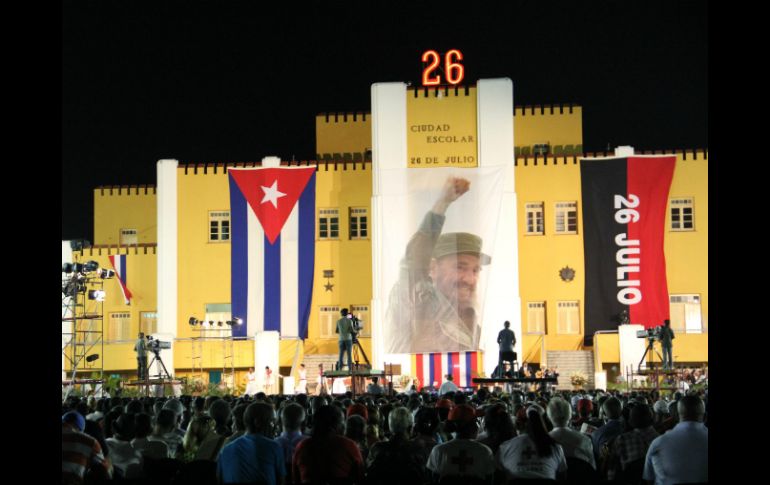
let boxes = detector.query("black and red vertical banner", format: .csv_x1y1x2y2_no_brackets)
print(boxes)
581,156,675,346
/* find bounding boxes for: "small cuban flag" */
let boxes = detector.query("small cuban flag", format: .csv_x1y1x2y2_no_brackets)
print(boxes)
108,254,132,305
228,160,316,339
412,352,482,389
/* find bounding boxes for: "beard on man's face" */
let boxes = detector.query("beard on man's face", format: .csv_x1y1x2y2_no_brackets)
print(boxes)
431,254,481,308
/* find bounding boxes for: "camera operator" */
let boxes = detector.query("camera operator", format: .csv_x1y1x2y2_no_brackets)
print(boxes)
336,309,355,371
134,332,147,380
660,320,675,370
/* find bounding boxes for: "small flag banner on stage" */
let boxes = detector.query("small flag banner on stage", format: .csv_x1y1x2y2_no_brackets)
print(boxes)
580,156,675,346
108,254,132,305
411,351,481,388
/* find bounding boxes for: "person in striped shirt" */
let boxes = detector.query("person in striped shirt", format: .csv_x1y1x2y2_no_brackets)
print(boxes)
62,411,112,484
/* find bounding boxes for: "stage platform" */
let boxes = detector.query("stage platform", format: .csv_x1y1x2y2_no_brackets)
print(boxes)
125,379,183,386
473,377,559,385
635,368,681,376
323,369,385,378
62,379,104,386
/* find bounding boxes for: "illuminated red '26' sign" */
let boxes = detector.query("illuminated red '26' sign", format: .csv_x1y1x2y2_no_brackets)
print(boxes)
421,49,465,86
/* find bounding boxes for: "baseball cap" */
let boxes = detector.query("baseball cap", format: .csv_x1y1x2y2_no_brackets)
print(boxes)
432,233,491,265
448,404,477,423
577,398,594,414
86,411,105,422
62,411,85,432
654,400,670,414
347,403,369,421
163,398,184,417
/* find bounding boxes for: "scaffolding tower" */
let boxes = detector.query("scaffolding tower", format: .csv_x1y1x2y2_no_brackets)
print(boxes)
190,322,236,393
62,268,105,401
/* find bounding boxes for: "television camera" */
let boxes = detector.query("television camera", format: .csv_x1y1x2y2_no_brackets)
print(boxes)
636,325,665,371
349,314,364,338
636,326,664,340
145,336,172,379
147,335,171,353
346,313,371,368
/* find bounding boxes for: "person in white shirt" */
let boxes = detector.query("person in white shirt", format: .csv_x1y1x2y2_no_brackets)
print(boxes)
643,395,708,485
546,396,596,469
244,367,258,396
106,413,144,480
296,363,308,394
497,404,567,481
438,374,459,396
264,366,274,394
426,404,494,482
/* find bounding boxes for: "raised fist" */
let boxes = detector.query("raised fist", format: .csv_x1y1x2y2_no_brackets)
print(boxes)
441,176,471,203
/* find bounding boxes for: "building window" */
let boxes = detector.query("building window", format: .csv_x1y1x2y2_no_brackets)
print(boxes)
198,303,233,337
209,211,231,242
525,203,545,235
669,294,703,333
140,312,158,335
108,312,132,342
555,202,578,234
556,301,580,334
319,306,340,339
120,229,138,246
526,302,546,334
319,209,339,240
349,207,369,239
670,198,695,231
350,305,370,337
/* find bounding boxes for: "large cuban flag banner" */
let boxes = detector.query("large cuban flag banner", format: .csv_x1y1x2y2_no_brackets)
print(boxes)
228,165,316,339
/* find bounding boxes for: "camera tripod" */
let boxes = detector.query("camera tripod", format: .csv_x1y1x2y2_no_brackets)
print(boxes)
352,336,370,368
148,349,172,379
638,336,663,372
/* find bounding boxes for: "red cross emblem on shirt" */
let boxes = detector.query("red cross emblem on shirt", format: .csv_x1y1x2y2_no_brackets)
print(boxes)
522,446,537,460
450,449,474,473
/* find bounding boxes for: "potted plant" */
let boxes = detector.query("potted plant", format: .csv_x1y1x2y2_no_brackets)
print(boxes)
570,371,588,390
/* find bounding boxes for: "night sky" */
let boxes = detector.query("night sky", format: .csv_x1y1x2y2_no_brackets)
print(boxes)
62,0,708,241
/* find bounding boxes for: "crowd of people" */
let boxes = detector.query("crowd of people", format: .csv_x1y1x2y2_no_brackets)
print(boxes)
62,383,708,484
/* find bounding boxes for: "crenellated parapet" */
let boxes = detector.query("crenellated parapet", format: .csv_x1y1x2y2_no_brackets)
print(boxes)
75,243,157,256
96,185,156,196
514,148,708,167
178,159,373,174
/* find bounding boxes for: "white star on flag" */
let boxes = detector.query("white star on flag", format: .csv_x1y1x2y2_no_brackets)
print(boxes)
260,180,287,208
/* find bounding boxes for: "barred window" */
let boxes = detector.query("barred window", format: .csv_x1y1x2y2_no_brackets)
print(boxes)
209,211,231,242
555,202,578,234
670,198,695,231
525,203,544,235
120,229,138,246
349,207,369,239
319,209,339,239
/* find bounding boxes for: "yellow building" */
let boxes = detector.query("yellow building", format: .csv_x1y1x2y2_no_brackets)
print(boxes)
65,92,707,392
